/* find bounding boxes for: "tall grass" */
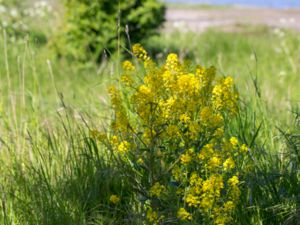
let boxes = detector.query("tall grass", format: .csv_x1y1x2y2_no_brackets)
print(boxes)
0,25,299,224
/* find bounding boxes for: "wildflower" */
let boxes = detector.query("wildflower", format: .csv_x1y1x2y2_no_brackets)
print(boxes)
177,73,200,94
138,85,152,96
137,158,144,164
200,196,214,210
166,124,180,137
209,156,221,168
105,44,248,225
181,148,194,164
177,208,192,221
180,113,191,123
109,195,120,204
132,43,150,61
181,152,192,164
228,176,239,186
185,194,200,207
224,76,233,87
146,208,158,223
230,137,239,147
223,201,235,212
172,166,181,181
150,182,166,198
121,74,133,86
240,144,248,153
117,141,130,154
214,127,224,137
122,60,135,71
165,53,180,71
212,84,223,110
223,157,235,171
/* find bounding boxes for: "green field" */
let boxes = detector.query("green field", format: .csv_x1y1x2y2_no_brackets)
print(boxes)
0,2,300,225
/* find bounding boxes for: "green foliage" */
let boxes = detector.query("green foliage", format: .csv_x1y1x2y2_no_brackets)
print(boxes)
53,0,165,62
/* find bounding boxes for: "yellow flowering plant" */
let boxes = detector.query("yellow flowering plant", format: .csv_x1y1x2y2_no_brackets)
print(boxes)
100,44,249,224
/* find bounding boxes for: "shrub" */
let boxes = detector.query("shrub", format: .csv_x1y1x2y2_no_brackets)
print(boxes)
95,45,250,224
53,0,165,63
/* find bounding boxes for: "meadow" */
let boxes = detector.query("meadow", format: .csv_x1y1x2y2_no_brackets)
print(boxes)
0,1,300,225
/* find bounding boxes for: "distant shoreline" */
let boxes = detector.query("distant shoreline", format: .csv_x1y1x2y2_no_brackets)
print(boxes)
166,1,300,10
165,6,300,33
167,3,300,10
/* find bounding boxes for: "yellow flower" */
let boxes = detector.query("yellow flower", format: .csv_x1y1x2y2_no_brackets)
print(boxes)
137,158,144,164
228,176,239,186
110,135,118,145
230,137,239,147
214,127,224,138
106,45,248,225
165,53,180,71
109,195,120,204
209,156,221,168
240,144,248,153
150,182,166,198
200,196,214,210
122,60,135,71
146,208,158,223
223,157,235,171
180,148,194,164
223,201,235,212
132,43,150,61
172,166,181,181
177,73,200,94
181,153,192,164
177,208,192,221
121,74,133,86
224,76,233,87
180,114,191,123
117,141,130,154
185,194,200,207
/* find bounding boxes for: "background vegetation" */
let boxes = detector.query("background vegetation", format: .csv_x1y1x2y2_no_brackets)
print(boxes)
0,0,299,224
53,0,165,63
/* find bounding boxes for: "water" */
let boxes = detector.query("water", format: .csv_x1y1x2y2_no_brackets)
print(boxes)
166,0,300,8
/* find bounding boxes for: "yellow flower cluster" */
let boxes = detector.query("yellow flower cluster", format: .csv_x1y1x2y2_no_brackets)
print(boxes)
103,44,249,225
117,141,130,154
212,76,238,114
149,182,166,198
122,60,135,71
132,43,150,62
177,207,192,221
109,195,120,204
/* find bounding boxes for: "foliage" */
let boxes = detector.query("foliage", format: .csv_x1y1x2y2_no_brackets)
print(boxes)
96,44,250,224
53,0,165,62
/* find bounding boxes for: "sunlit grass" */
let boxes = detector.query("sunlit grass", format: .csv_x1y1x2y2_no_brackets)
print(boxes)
0,24,299,224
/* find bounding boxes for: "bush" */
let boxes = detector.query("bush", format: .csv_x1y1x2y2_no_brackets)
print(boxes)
53,0,165,63
94,45,251,224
